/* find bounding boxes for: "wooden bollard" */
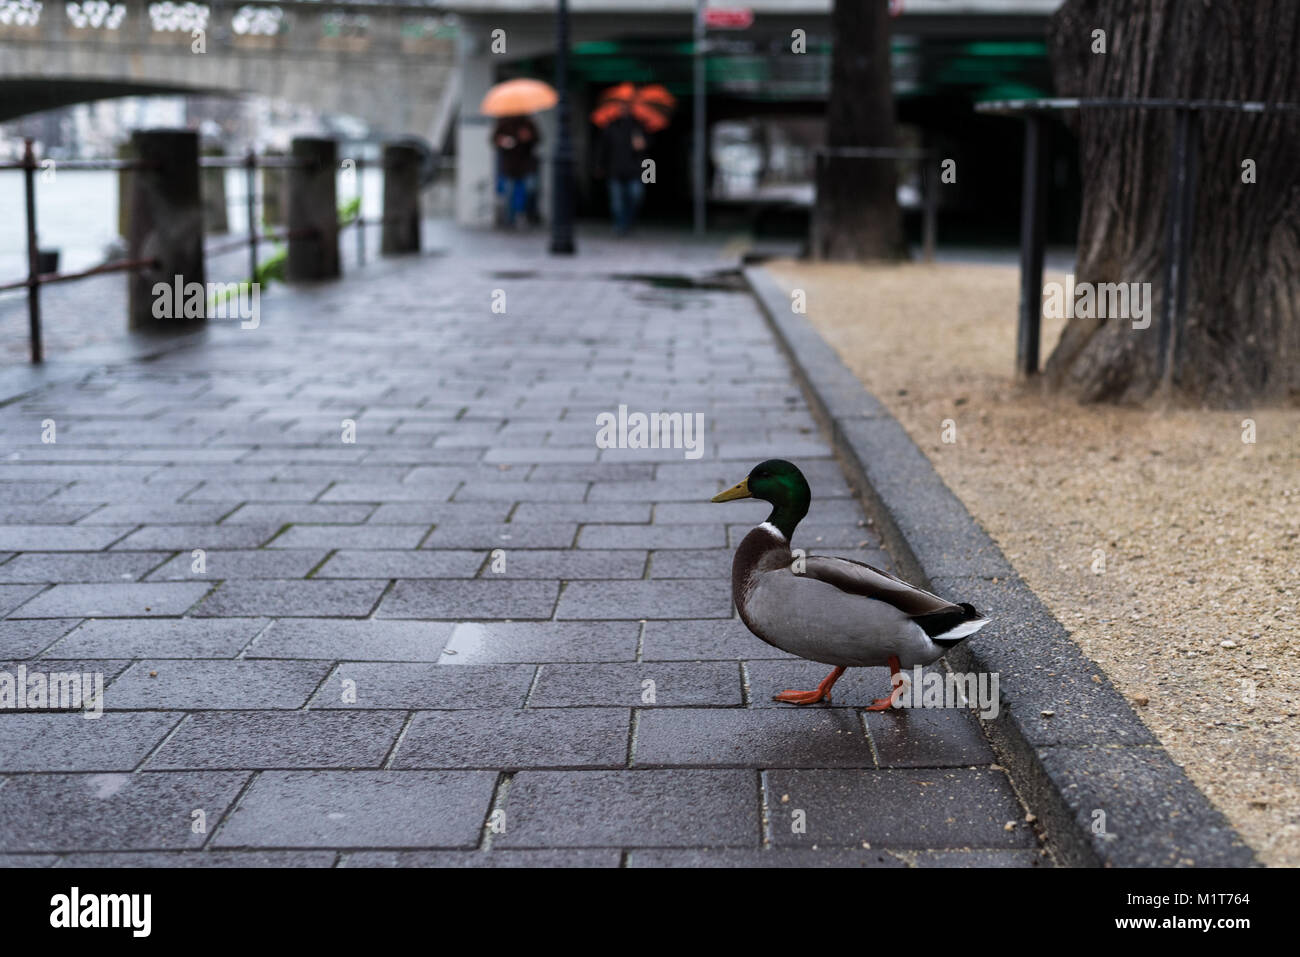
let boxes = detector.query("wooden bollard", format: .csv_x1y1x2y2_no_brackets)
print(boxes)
127,129,205,331
287,137,339,281
381,143,421,255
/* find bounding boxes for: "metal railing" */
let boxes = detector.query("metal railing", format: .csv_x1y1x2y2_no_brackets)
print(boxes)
975,97,1300,381
0,141,162,363
1,138,427,365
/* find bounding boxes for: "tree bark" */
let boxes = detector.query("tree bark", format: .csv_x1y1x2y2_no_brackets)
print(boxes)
1045,0,1300,405
811,0,904,261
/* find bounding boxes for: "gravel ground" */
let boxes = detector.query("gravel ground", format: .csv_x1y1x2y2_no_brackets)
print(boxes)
766,259,1300,867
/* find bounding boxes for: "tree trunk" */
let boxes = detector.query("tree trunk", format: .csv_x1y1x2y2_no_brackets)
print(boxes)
811,0,904,261
1045,0,1300,405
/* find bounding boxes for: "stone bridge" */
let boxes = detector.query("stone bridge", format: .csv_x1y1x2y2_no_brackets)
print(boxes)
0,0,458,140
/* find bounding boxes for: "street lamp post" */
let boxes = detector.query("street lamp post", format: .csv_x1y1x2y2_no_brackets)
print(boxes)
549,0,576,254
693,0,707,236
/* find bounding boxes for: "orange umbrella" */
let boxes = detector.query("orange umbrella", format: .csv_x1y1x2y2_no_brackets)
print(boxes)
480,78,557,117
630,84,676,133
591,83,677,133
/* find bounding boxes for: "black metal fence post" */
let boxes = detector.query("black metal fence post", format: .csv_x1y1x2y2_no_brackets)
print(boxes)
22,138,42,364
549,0,576,255
1016,113,1047,378
245,149,258,282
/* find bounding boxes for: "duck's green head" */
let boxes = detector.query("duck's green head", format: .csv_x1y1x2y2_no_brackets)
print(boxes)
711,459,810,539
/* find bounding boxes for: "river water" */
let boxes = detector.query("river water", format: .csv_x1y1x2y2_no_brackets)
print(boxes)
0,167,385,281
0,166,385,362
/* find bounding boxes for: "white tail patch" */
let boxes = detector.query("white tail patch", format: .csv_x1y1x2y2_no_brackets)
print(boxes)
934,617,991,642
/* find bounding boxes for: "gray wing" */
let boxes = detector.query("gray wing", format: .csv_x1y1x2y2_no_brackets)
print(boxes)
801,555,960,617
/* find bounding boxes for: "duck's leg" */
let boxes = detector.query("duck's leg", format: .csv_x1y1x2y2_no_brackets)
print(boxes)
864,656,903,712
773,666,846,705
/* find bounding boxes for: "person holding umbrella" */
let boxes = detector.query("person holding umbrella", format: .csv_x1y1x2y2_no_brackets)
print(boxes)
493,115,541,228
592,84,676,236
480,79,557,228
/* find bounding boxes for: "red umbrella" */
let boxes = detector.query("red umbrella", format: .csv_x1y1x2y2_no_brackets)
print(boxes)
591,83,677,133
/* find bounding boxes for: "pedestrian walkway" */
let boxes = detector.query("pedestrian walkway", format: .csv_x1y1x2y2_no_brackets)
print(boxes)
0,224,1046,866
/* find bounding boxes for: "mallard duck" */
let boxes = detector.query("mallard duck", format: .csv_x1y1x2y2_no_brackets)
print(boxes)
712,459,990,708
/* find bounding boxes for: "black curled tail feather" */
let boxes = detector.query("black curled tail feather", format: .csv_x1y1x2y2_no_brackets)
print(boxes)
912,602,984,642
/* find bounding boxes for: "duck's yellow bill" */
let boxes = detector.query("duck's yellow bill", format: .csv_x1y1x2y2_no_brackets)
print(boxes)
711,479,752,503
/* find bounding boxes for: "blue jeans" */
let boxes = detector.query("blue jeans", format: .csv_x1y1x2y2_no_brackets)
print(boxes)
501,174,536,226
608,177,644,234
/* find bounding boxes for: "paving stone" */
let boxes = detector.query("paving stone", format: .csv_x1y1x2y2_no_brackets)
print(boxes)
625,848,906,867
377,579,558,620
642,618,794,661
391,708,629,769
0,772,249,852
0,658,132,694
586,481,723,503
268,524,430,550
110,524,281,550
77,503,238,525
342,849,620,867
186,481,328,502
0,618,81,657
511,503,652,524
246,619,453,661
496,770,758,848
528,463,655,483
865,707,997,768
909,849,1046,867
221,504,375,525
0,525,135,550
212,771,497,849
646,549,732,580
0,584,45,615
422,523,577,549
577,524,725,550
49,480,199,504
53,851,340,867
366,503,510,525
105,659,330,709
453,480,589,502
437,621,639,664
634,709,872,768
529,662,742,707
653,501,769,525
148,711,406,769
475,549,645,580
0,712,181,771
321,482,460,503
44,618,267,659
0,551,172,583
147,549,328,581
309,662,534,709
556,579,731,619
193,579,388,618
9,582,212,618
764,768,1034,849
315,549,482,579
0,505,98,524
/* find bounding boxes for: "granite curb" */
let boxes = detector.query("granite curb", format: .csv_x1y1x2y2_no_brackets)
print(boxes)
744,263,1257,868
